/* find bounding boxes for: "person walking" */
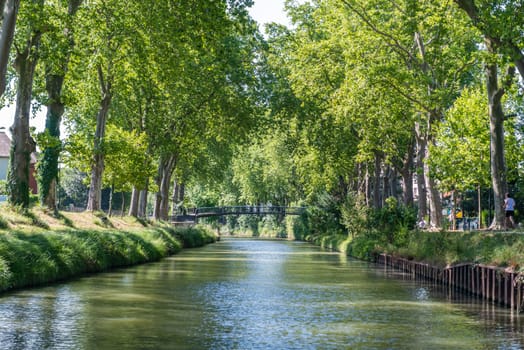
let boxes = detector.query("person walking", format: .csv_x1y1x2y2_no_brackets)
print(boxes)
504,192,516,229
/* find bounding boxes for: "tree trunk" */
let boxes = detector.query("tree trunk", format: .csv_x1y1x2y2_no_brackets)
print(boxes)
7,27,41,207
372,154,381,208
86,66,112,212
415,122,428,222
108,183,114,217
128,186,139,217
120,191,125,218
153,154,176,220
400,135,415,207
138,180,148,218
0,0,19,97
365,165,371,207
454,1,512,229
355,163,365,198
179,182,185,203
451,190,457,230
171,178,180,216
486,40,508,229
39,0,82,211
414,31,443,228
424,115,443,228
477,185,482,228
386,166,398,201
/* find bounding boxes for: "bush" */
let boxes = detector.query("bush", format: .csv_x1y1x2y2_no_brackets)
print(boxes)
368,197,416,246
286,214,308,240
0,215,8,230
306,192,346,239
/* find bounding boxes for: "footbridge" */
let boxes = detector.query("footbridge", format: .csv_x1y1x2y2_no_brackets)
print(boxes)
171,205,306,223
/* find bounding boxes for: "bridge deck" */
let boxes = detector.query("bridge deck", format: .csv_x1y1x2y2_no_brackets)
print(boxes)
170,205,305,223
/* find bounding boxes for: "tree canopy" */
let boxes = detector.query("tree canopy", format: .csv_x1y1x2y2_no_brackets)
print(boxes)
1,0,523,231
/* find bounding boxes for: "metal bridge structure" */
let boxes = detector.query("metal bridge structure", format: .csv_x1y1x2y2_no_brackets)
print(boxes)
170,205,306,224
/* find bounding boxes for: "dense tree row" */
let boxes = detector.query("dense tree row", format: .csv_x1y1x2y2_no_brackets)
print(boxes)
213,0,524,230
1,0,523,232
270,0,523,229
1,0,263,219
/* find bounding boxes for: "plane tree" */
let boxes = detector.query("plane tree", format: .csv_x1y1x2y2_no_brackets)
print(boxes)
146,1,263,220
0,0,20,98
35,0,82,211
7,0,44,207
454,0,524,227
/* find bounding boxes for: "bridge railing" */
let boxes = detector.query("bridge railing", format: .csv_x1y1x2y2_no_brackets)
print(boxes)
176,205,306,218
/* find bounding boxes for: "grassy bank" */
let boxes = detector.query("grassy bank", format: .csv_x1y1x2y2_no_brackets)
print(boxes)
306,229,524,271
284,200,524,271
0,206,216,293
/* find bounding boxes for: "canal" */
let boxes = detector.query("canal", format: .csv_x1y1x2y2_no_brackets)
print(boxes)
0,238,524,349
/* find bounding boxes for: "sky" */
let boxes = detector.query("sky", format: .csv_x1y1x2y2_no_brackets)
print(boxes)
0,0,291,135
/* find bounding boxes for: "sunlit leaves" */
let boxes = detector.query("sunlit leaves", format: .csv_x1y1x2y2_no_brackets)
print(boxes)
429,86,490,191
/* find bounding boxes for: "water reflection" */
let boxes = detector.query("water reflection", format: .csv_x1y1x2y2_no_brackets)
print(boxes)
0,239,523,349
0,286,85,350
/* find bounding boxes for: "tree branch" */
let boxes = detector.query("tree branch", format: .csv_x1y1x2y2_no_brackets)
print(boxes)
341,0,416,63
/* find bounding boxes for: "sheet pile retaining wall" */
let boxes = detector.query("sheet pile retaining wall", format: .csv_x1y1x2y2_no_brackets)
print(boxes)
375,254,524,312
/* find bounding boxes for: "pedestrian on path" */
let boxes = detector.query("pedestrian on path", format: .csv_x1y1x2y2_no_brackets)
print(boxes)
504,192,516,229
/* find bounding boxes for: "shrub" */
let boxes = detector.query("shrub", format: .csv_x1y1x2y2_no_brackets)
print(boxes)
0,215,8,229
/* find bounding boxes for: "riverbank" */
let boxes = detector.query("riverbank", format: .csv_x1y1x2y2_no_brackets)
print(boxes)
0,206,217,293
307,229,524,270
304,228,524,311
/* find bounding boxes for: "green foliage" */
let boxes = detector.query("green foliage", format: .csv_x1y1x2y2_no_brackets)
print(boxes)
103,125,153,192
286,214,308,240
57,167,89,208
340,192,368,238
231,132,300,206
429,86,490,192
305,192,346,239
368,197,417,246
258,215,287,238
236,215,260,236
0,215,8,230
163,225,217,249
353,229,524,269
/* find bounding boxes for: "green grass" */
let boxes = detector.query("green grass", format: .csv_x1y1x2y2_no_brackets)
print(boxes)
306,227,524,272
0,225,215,293
355,230,524,270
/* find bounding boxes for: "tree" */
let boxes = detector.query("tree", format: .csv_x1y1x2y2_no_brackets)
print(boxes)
102,125,151,216
7,0,43,207
429,86,490,226
146,0,262,220
454,0,524,227
66,0,142,211
267,0,478,228
37,0,82,211
0,0,20,97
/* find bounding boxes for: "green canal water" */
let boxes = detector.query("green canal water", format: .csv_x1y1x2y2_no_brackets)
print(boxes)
1,238,524,349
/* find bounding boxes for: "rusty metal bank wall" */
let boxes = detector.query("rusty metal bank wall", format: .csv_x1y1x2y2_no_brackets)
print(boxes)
375,253,524,312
